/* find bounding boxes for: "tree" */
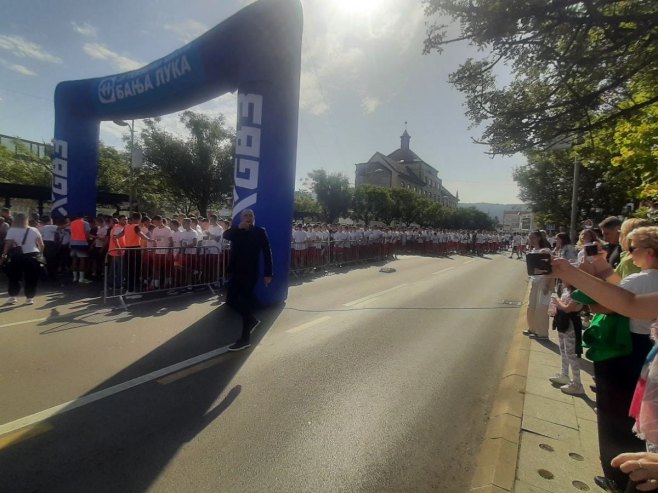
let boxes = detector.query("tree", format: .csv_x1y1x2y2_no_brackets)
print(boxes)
423,0,658,155
574,100,658,203
352,185,393,225
0,141,51,187
390,188,421,226
416,197,445,227
513,150,639,228
294,191,321,218
306,169,353,223
141,111,234,216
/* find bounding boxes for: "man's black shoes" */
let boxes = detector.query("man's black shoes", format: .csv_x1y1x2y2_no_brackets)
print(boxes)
228,339,251,352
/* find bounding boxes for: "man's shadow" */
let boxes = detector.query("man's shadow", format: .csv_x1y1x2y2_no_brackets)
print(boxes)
0,301,283,492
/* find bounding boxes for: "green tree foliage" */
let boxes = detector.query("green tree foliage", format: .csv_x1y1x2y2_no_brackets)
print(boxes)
141,111,235,217
294,191,322,217
390,188,420,226
352,185,393,226
423,0,658,155
415,197,445,227
306,169,353,223
513,150,639,228
0,140,51,187
575,101,658,202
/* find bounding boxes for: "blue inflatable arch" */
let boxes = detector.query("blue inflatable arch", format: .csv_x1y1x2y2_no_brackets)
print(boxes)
51,0,302,304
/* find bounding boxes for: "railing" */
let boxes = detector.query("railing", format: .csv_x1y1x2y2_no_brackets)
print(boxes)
101,237,504,306
103,245,227,307
289,238,398,275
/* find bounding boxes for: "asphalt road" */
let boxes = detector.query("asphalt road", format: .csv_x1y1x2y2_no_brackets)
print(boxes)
0,253,528,492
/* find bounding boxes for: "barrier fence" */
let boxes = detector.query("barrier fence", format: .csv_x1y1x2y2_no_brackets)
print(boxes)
103,246,227,307
101,237,503,306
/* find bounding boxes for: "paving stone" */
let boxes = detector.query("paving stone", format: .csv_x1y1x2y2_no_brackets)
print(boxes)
521,415,581,444
523,394,579,430
525,375,574,405
516,432,601,493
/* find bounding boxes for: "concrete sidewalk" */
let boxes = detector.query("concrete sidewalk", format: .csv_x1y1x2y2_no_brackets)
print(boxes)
471,301,602,492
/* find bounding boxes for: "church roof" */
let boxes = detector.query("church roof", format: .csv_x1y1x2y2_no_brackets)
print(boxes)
387,147,422,163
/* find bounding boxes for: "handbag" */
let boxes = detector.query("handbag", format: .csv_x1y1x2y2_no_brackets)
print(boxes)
7,229,30,262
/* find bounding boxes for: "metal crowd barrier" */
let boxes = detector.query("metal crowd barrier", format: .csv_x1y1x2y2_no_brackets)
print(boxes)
289,238,398,275
103,245,227,307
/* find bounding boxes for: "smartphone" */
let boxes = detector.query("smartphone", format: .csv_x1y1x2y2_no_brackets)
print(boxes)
526,252,552,275
584,243,598,256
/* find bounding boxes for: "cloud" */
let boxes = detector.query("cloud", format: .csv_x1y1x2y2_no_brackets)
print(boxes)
83,43,143,71
163,19,209,43
361,96,381,114
72,21,98,37
0,35,62,63
297,0,426,117
9,64,36,76
300,71,330,116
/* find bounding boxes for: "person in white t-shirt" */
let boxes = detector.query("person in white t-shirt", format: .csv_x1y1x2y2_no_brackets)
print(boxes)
205,215,225,285
1,213,44,305
292,223,307,269
40,215,60,278
150,215,174,289
178,218,199,287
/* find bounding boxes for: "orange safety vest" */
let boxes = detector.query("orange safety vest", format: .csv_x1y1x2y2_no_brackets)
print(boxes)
123,223,141,247
108,225,125,257
70,218,88,242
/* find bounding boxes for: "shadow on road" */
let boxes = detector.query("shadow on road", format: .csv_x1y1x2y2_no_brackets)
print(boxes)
0,301,284,492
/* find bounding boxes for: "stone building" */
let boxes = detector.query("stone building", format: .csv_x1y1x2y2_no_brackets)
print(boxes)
354,130,459,208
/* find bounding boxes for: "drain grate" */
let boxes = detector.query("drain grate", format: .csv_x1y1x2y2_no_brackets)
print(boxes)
538,469,554,480
572,480,590,491
539,443,555,452
569,452,585,461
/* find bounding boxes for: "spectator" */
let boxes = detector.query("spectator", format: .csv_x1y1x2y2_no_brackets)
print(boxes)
523,230,553,339
600,216,623,268
0,212,44,305
69,214,91,283
554,232,578,262
40,215,60,279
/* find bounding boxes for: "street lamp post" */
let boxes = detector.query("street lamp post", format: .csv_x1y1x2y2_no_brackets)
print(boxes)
545,138,580,243
113,119,135,212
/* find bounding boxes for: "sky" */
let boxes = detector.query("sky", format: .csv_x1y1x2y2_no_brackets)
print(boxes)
0,0,524,204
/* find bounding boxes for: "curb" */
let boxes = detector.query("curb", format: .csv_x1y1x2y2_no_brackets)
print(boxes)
470,284,531,493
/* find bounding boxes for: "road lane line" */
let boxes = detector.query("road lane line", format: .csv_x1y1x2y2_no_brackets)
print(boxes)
0,345,231,437
0,422,53,450
157,356,224,385
432,267,455,275
286,316,332,334
464,259,478,265
344,284,408,307
0,317,48,328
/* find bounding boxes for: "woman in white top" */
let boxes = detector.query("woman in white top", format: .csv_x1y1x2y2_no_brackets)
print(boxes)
523,230,553,338
0,213,44,305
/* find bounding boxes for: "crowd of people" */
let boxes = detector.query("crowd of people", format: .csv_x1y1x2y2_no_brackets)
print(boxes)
518,216,658,492
0,205,509,300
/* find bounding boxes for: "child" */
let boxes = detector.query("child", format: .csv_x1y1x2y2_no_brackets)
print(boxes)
549,283,585,395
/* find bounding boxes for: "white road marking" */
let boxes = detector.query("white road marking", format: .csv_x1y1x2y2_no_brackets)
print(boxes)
286,316,332,334
0,317,48,328
464,259,478,265
432,267,456,275
0,345,232,437
344,284,408,307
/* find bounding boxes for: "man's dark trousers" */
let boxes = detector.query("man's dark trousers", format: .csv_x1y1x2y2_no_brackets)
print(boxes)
226,276,257,341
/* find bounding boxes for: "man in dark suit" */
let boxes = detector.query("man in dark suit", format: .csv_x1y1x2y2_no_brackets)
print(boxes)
223,209,273,351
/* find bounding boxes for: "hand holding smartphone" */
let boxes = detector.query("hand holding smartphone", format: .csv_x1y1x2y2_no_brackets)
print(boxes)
526,252,552,275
